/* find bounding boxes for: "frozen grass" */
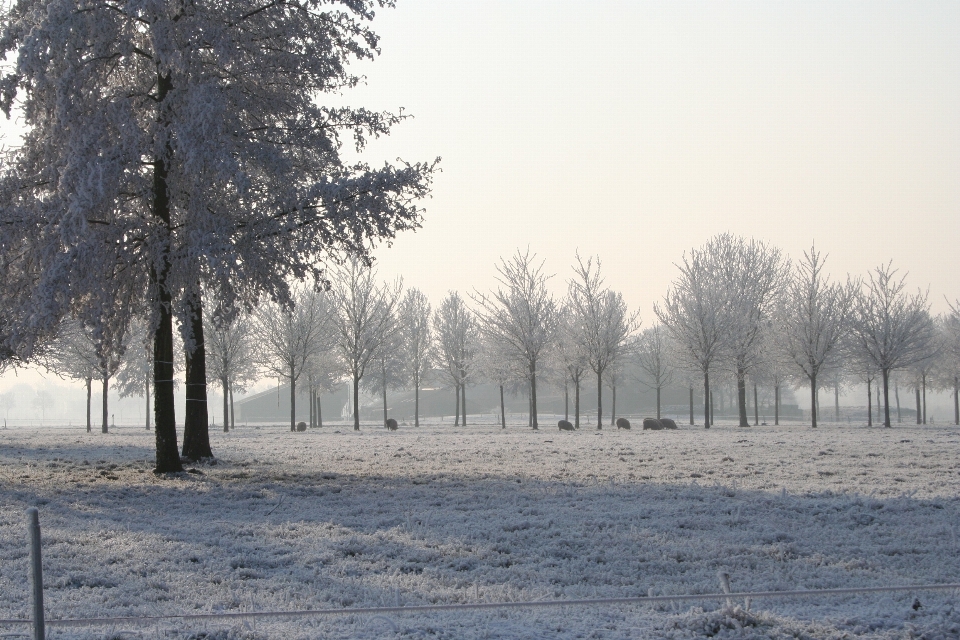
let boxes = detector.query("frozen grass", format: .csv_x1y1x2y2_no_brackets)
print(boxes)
2,419,960,639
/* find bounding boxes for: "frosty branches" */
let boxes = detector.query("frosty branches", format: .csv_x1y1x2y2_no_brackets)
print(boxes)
398,288,432,427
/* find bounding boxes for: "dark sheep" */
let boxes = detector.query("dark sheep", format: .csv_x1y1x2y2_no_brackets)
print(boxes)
296,421,307,432
558,420,575,431
386,418,398,431
659,418,678,430
642,418,663,430
616,417,631,430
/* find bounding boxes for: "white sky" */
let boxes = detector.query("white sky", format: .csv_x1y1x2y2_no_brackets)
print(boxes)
2,1,959,402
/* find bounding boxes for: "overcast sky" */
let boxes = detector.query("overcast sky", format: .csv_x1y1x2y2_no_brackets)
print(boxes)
350,0,959,315
2,1,959,398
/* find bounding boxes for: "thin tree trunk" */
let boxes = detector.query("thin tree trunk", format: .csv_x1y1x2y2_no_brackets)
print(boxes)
308,377,314,428
703,370,710,429
414,377,420,427
774,383,780,425
754,383,759,425
954,377,959,425
316,393,322,427
530,362,539,430
882,369,892,428
289,364,297,432
85,377,92,433
182,290,212,460
834,381,840,422
353,373,361,431
229,387,235,431
915,387,922,424
657,386,662,420
710,389,715,427
596,369,603,430
922,374,927,425
564,383,569,422
867,380,873,427
575,380,581,429
461,380,467,426
382,376,388,429
145,377,151,431
610,382,616,426
810,373,818,428
896,382,902,423
101,374,109,433
500,384,506,429
689,386,694,425
222,376,229,432
737,368,748,427
454,383,460,426
876,384,881,423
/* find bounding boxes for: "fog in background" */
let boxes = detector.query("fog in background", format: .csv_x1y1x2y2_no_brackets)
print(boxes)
2,1,957,418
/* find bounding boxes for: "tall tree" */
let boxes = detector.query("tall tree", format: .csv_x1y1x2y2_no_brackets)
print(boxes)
777,247,855,427
940,303,960,425
41,321,100,433
205,310,257,433
399,289,432,427
848,263,938,428
472,251,558,430
115,318,155,431
330,259,401,431
555,315,589,428
433,292,477,427
0,1,435,471
254,286,333,432
567,255,640,429
367,312,404,429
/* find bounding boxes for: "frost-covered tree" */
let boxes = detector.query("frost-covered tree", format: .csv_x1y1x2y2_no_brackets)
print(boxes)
330,259,401,431
633,324,675,420
432,292,477,426
939,303,960,425
254,286,333,432
477,334,523,429
41,321,99,432
115,318,154,431
776,247,855,427
554,315,589,428
367,312,405,429
398,289,432,427
848,264,938,428
472,251,558,430
656,243,736,429
567,255,639,429
205,311,257,433
0,1,435,472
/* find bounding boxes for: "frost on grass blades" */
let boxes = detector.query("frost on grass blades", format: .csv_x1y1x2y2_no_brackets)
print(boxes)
2,421,960,639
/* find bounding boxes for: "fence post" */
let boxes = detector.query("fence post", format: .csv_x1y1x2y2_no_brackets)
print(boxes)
26,507,45,640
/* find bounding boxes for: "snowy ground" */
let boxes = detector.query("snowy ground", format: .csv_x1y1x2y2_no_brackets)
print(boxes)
2,418,960,639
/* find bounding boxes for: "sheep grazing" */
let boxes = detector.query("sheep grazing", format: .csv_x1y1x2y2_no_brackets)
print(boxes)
558,420,575,431
615,417,631,430
386,418,399,431
659,418,678,430
642,418,663,430
296,421,307,432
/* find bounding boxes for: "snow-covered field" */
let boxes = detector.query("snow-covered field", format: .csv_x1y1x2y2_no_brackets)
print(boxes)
2,419,959,639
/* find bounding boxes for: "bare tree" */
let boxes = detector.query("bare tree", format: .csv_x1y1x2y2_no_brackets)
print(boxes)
554,315,589,428
115,318,154,431
254,286,333,432
848,263,938,428
567,255,640,429
472,250,558,430
432,292,478,426
940,303,960,425
205,311,258,432
399,289,432,427
367,312,405,429
633,324,675,420
656,241,736,429
41,321,99,432
330,259,402,431
777,247,855,427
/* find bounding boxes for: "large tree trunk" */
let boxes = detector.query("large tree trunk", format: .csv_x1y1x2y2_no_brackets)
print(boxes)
703,370,710,429
774,383,780,425
85,377,92,433
151,70,182,473
575,380,581,429
500,384,506,429
461,380,467,426
222,376,229,433
101,373,109,433
753,383,759,425
867,380,873,427
810,372,818,428
688,386,693,425
145,377,151,431
353,373,361,431
182,292,212,460
915,387,921,424
882,369,892,428
736,367,748,427
530,361,539,430
596,369,603,430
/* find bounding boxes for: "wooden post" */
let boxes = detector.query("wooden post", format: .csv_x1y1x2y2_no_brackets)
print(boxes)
27,507,44,640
